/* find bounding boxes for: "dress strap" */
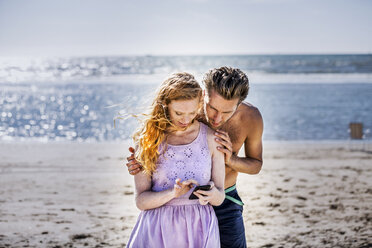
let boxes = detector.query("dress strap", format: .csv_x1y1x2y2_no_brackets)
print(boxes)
200,122,209,143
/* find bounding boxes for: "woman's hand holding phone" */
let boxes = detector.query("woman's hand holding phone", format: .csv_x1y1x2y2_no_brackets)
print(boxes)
189,185,211,200
173,178,198,198
190,181,215,205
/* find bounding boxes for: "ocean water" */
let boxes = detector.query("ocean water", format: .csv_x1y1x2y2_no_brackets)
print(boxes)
1,55,372,142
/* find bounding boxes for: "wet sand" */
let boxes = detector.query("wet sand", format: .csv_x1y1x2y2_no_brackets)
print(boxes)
0,142,371,247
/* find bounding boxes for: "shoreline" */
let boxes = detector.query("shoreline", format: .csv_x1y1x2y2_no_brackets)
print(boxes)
0,141,371,247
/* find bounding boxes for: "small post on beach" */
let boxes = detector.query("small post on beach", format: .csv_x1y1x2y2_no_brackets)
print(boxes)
349,122,364,150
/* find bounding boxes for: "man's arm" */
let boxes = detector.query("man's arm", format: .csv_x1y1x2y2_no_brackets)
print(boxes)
228,133,263,174
231,109,263,174
215,107,263,175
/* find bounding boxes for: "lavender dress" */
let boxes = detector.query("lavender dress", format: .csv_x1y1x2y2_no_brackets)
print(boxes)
127,123,220,248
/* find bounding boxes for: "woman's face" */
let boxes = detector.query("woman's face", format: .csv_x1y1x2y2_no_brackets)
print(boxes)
167,98,200,128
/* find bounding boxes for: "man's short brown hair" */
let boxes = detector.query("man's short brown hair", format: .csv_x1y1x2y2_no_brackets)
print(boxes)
203,67,249,103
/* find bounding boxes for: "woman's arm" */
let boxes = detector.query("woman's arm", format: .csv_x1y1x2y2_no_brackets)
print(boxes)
193,127,225,206
134,172,197,210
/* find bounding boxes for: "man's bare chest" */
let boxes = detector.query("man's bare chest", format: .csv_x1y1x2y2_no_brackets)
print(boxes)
220,124,245,153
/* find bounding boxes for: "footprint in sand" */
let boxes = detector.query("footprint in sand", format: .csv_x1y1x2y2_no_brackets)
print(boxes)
296,196,307,201
61,208,75,211
252,222,266,226
98,156,111,161
70,234,92,241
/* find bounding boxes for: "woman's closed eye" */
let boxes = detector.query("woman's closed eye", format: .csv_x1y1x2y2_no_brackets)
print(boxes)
175,112,196,116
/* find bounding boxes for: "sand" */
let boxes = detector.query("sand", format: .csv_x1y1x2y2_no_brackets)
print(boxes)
0,141,371,248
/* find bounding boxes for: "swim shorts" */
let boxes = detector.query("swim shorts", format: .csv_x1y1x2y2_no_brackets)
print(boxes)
213,185,246,248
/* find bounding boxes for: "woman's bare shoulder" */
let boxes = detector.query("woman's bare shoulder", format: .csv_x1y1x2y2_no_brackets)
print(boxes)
203,123,218,152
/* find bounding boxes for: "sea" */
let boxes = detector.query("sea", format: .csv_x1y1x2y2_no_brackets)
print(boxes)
1,54,372,142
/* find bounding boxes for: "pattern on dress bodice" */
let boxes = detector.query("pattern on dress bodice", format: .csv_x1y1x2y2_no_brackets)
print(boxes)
152,123,211,195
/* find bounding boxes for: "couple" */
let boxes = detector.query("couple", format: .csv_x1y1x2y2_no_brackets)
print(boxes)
126,67,263,248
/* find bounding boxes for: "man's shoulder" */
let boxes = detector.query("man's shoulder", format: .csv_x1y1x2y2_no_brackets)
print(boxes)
234,102,263,143
224,101,263,147
237,101,263,124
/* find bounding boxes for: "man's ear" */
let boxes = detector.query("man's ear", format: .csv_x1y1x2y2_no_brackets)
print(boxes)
203,89,205,96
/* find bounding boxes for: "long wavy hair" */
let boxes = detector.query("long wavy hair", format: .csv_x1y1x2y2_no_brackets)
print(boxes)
133,72,202,175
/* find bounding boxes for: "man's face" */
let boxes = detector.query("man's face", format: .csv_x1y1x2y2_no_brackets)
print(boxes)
204,89,240,129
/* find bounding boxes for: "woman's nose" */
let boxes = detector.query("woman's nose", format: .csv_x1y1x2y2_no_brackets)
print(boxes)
183,116,191,124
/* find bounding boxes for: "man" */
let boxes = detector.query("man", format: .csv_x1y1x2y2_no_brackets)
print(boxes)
126,67,263,248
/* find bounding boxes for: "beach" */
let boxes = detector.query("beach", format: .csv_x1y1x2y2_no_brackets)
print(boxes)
0,141,371,248
1,0,372,245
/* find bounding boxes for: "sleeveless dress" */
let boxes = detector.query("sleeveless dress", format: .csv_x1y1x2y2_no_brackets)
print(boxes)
127,123,220,248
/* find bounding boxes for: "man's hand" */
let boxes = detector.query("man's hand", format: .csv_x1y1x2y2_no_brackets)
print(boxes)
126,147,143,175
173,179,198,198
214,130,233,165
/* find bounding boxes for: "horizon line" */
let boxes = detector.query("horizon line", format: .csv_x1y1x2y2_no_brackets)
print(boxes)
1,52,372,59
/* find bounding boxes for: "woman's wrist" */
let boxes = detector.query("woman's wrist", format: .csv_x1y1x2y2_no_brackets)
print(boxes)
169,187,178,199
214,189,225,206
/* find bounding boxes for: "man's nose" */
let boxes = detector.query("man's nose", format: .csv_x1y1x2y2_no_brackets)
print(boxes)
214,112,222,123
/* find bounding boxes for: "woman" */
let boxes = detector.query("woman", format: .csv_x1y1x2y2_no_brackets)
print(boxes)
127,72,225,248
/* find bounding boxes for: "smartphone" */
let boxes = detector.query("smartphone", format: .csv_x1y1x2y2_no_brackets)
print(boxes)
189,185,211,200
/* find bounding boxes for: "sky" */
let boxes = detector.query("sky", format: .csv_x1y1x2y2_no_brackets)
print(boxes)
0,0,372,57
